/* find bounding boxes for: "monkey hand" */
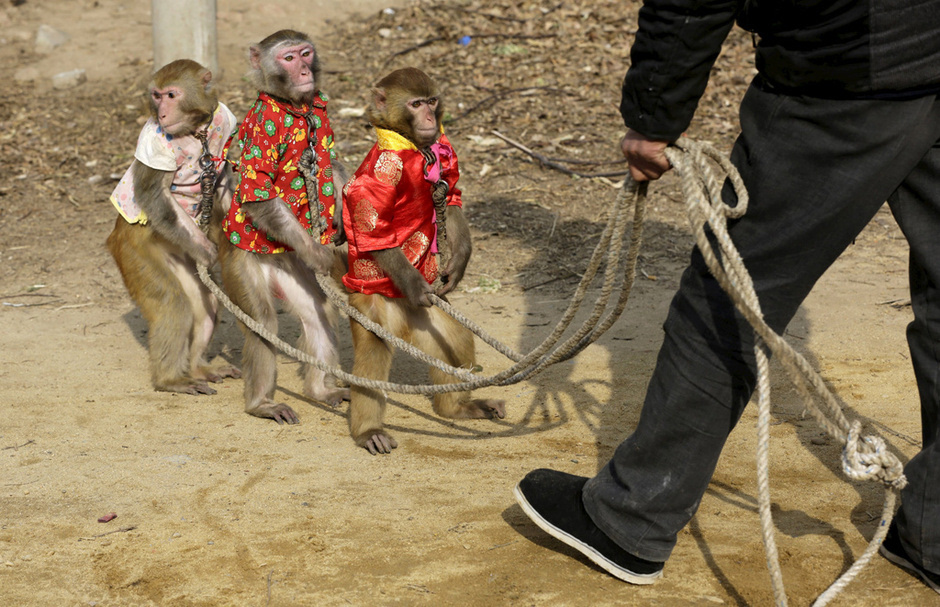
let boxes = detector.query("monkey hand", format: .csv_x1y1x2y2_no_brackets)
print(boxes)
331,215,346,246
436,250,469,296
189,236,219,267
297,240,334,274
436,206,471,295
402,278,434,308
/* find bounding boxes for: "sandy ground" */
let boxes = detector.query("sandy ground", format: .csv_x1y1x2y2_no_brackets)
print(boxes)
1,1,937,605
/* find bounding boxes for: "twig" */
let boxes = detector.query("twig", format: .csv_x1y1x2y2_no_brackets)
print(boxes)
491,131,630,178
78,525,137,541
2,439,35,451
383,36,445,65
459,7,528,23
522,272,577,292
266,569,274,606
2,301,59,308
384,33,556,66
0,293,57,299
449,86,566,123
52,303,95,311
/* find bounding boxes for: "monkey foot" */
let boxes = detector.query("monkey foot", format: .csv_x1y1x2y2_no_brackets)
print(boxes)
467,398,506,420
156,380,218,396
307,386,350,407
356,430,398,455
250,402,300,425
199,364,243,383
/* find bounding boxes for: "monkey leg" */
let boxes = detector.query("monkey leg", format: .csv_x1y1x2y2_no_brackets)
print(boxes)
415,305,506,420
107,218,215,395
173,256,241,383
219,246,297,424
281,257,348,406
348,293,400,454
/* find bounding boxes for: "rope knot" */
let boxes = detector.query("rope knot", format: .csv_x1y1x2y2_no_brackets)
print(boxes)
841,420,908,490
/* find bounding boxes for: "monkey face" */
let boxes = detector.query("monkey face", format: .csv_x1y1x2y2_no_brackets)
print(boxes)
276,43,317,95
150,85,191,136
407,96,440,148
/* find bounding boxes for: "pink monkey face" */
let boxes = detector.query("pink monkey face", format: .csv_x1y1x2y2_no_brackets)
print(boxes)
151,86,188,136
277,43,317,94
407,96,440,148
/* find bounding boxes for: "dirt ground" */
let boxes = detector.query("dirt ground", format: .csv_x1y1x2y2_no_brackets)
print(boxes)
0,1,936,605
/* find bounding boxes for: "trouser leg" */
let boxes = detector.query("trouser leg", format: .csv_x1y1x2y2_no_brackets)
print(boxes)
888,131,940,573
584,83,940,563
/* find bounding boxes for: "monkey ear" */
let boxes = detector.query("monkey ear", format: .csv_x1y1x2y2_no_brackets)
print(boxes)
249,46,262,70
372,87,387,112
202,69,213,90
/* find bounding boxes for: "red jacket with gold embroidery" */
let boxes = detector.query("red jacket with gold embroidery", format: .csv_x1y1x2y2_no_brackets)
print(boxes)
223,92,338,253
342,129,462,298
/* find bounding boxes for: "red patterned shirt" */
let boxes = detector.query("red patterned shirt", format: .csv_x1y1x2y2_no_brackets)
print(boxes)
342,128,462,298
223,92,338,253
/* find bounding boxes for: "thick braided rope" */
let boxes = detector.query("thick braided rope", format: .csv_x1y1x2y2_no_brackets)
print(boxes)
196,176,647,395
664,138,907,607
311,180,647,390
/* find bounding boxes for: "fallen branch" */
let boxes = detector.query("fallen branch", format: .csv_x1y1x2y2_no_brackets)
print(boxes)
2,439,35,451
449,86,567,123
78,525,137,541
491,130,630,178
384,32,557,66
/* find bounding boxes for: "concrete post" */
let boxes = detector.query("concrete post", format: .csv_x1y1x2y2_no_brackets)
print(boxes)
152,0,219,76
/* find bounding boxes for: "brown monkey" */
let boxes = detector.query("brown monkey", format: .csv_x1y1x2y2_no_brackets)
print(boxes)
220,30,349,424
107,59,240,395
342,67,505,454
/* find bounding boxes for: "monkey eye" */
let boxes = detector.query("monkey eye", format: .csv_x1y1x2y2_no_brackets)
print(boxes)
428,97,439,107
411,100,423,109
167,91,176,99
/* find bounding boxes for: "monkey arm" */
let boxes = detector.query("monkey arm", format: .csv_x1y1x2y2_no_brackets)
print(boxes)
132,161,217,266
241,198,332,273
372,248,433,307
331,158,350,245
437,205,472,296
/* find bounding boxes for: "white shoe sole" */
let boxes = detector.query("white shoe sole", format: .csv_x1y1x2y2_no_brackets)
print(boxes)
513,483,662,585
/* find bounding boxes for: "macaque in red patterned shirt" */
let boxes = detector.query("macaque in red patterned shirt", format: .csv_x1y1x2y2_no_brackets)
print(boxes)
220,29,349,424
342,67,505,455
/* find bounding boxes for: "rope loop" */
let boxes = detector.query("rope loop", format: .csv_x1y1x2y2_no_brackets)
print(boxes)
841,420,908,489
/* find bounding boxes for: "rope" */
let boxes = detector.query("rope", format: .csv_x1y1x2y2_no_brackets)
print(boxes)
196,173,647,394
663,138,907,607
203,135,906,604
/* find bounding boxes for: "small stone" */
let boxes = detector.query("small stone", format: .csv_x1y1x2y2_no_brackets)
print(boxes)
35,24,69,54
52,69,87,90
87,175,104,186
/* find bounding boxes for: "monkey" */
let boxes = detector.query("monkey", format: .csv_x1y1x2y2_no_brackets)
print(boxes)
219,29,349,424
341,67,506,454
107,59,241,395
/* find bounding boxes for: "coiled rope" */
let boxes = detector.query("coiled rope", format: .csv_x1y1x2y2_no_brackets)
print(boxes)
198,137,906,605
662,138,906,606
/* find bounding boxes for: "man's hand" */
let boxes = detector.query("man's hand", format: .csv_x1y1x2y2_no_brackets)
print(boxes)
620,130,672,182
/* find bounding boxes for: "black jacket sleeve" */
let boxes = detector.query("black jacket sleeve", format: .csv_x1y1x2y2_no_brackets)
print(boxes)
621,0,740,141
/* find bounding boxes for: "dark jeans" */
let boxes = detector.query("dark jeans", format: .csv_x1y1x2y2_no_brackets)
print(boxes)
583,80,940,572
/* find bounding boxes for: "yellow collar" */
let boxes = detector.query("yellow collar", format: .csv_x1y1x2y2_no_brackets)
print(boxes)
375,128,417,151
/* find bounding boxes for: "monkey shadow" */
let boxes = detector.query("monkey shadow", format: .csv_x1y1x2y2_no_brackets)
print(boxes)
275,325,522,442
119,302,246,372
466,193,689,452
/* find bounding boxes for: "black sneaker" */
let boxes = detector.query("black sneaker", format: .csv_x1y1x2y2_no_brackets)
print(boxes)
514,468,664,584
879,521,940,594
